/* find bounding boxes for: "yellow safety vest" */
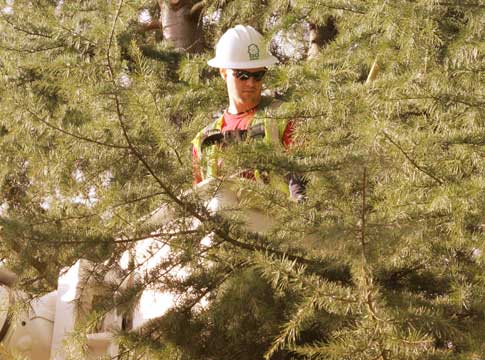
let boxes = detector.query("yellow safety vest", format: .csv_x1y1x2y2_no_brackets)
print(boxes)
192,98,290,194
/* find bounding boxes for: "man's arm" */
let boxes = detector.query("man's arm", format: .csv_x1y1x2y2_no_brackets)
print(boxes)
282,121,307,201
192,146,203,184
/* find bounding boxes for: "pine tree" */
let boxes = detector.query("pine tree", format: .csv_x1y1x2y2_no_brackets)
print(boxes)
0,0,484,359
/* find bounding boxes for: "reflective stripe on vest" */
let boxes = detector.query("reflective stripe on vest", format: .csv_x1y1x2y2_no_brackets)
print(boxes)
192,115,224,180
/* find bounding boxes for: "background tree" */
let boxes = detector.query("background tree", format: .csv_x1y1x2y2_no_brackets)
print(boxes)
0,0,484,359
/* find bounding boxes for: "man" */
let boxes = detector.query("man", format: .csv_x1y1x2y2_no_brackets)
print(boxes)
192,25,305,200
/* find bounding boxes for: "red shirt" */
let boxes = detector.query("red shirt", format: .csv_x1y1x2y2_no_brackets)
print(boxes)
193,109,294,184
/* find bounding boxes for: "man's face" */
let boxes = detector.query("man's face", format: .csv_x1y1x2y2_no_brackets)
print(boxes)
220,67,266,108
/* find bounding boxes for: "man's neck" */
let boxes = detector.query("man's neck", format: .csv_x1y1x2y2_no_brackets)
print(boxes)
227,100,260,115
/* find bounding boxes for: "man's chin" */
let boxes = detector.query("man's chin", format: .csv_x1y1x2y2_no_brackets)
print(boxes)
241,94,261,104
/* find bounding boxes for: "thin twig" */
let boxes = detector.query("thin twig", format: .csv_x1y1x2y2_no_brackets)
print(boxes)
0,12,52,38
24,107,129,149
313,1,366,14
361,168,367,262
382,131,443,185
438,2,485,8
361,168,387,323
0,44,64,53
29,191,165,226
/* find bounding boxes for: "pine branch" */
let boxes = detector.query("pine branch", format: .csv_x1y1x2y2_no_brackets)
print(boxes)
24,107,130,149
382,131,444,185
387,95,485,109
262,112,329,120
360,169,387,325
313,1,367,14
29,191,166,226
56,23,98,47
438,2,485,8
360,168,367,262
214,223,344,272
180,268,235,312
105,1,193,216
114,230,200,244
0,44,64,53
0,12,52,39
91,243,219,320
0,231,58,287
43,230,199,245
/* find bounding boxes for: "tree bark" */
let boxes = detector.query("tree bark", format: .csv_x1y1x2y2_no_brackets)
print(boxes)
308,16,337,59
158,0,204,53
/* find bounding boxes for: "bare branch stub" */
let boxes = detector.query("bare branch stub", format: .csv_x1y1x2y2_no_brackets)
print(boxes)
190,1,206,17
308,16,337,58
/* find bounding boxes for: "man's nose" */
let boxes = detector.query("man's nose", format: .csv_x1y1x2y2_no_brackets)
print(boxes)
246,77,259,86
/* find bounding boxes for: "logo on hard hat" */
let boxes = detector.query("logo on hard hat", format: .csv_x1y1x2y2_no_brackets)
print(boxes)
248,44,260,61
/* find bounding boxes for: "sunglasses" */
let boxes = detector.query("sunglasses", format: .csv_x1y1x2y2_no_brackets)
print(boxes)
233,69,266,81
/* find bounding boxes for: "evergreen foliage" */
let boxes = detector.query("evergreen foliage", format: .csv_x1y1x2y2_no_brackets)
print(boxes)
0,0,484,359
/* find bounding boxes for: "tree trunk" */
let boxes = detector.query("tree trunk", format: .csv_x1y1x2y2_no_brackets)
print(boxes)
308,16,337,59
158,0,204,53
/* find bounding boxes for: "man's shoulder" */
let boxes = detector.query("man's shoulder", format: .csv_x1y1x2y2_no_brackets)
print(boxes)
192,113,224,144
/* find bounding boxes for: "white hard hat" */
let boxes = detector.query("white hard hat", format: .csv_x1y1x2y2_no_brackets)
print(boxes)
208,25,278,69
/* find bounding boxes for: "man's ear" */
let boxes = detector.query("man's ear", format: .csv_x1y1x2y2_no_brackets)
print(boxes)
220,68,227,80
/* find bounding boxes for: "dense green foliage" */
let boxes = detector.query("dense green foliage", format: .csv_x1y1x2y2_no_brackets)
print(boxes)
0,0,484,359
